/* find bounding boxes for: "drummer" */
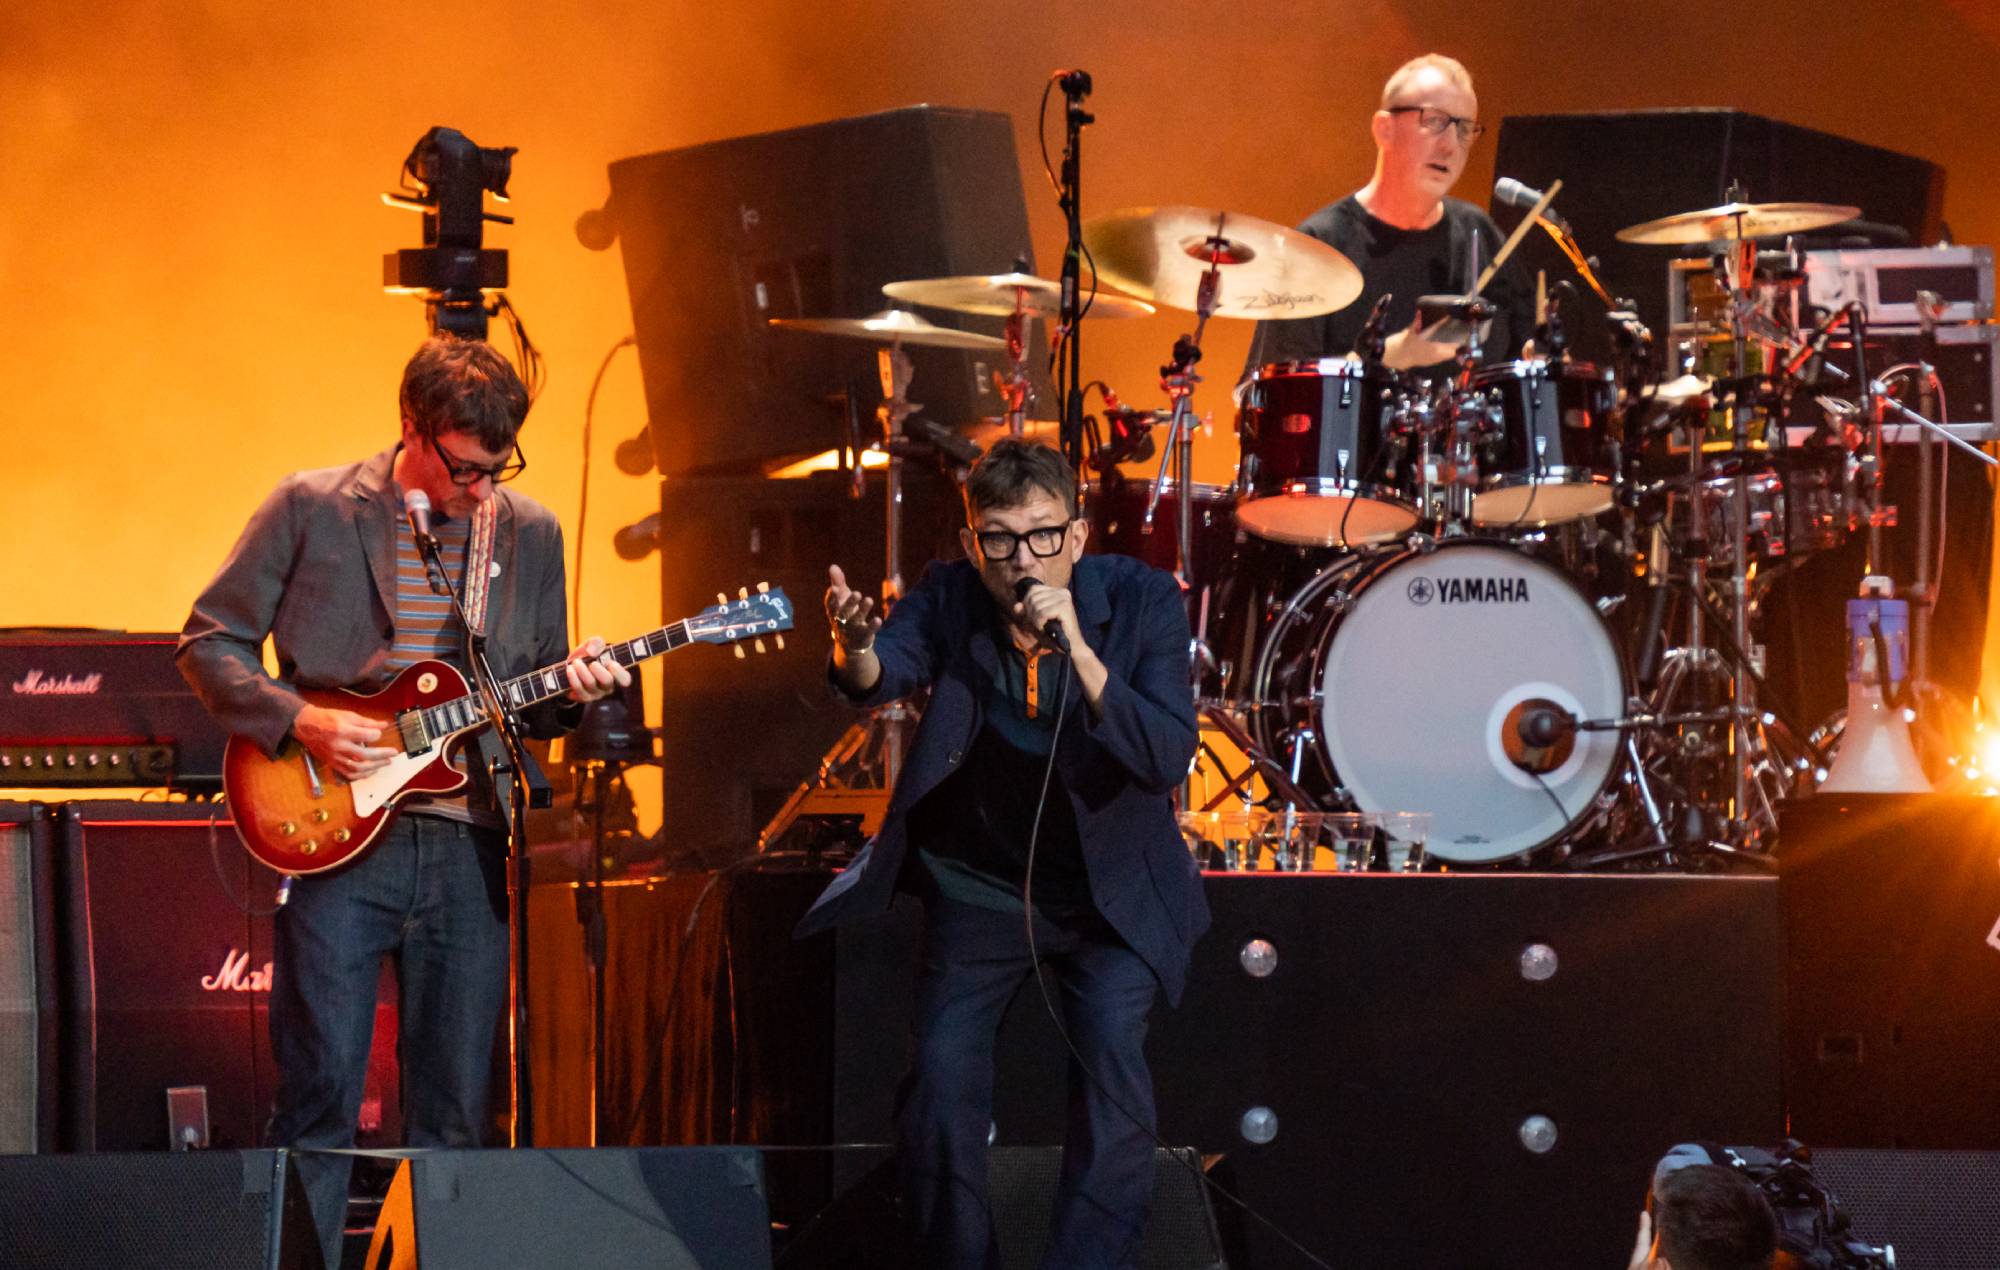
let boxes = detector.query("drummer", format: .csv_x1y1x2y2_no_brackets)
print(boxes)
1240,54,1533,379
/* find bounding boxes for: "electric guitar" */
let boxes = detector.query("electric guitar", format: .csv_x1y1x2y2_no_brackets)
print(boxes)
224,585,794,876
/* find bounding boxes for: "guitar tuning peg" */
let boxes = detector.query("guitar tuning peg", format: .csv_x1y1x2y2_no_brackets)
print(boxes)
717,592,728,605
754,638,767,654
738,586,749,600
757,581,770,594
774,634,786,650
733,645,746,659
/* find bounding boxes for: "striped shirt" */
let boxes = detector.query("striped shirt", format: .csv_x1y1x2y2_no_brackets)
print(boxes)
385,497,496,827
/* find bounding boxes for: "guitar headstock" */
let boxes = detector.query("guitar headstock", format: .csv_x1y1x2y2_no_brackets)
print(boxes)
688,583,795,654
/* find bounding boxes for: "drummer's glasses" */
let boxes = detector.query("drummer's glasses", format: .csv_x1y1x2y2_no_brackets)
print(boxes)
975,522,1072,560
1386,105,1485,144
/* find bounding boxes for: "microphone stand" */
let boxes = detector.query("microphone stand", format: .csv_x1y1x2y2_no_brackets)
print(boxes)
412,522,552,1148
1056,69,1093,477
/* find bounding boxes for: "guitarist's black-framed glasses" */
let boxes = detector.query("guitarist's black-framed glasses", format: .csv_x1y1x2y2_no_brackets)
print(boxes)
429,434,527,486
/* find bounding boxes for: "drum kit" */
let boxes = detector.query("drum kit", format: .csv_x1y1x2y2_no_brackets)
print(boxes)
764,190,1955,873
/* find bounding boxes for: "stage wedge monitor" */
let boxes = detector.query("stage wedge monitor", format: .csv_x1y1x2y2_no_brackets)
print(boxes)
603,105,1052,477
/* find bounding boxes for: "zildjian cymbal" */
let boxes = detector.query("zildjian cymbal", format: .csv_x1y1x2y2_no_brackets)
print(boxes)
1082,205,1363,319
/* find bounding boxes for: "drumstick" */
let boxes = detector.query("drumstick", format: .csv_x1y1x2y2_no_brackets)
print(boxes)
1475,178,1560,295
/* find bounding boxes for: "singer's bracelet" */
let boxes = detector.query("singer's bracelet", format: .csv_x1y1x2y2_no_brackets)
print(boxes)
833,629,875,657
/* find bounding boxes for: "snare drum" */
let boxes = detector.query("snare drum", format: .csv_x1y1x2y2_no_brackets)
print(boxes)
1236,359,1418,547
1469,359,1616,528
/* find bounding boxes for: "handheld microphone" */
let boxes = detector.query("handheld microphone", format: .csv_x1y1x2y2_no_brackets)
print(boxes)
1493,177,1572,234
1013,577,1069,652
403,488,450,596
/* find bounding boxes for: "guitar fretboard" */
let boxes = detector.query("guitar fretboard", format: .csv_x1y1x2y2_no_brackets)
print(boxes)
413,619,696,745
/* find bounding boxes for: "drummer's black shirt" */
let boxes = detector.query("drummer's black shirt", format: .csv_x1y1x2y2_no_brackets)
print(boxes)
907,620,1094,918
1240,194,1532,381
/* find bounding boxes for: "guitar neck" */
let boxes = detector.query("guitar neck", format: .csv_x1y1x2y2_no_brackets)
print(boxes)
417,619,694,743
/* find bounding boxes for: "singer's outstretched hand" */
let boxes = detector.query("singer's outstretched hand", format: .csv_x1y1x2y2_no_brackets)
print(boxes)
826,564,883,693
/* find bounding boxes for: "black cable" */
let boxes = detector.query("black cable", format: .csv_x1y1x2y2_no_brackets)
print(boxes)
1019,654,1335,1269
206,804,286,919
572,334,639,627
1527,764,1572,828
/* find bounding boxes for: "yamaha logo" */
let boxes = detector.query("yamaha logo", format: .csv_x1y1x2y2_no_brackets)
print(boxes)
1409,576,1531,605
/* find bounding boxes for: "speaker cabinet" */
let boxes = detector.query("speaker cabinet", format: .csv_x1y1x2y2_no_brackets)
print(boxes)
779,1146,1223,1270
653,469,963,859
363,1147,772,1269
606,104,1052,478
54,801,401,1152
1811,1149,2000,1269
0,800,57,1152
1780,795,2000,1148
0,1149,319,1270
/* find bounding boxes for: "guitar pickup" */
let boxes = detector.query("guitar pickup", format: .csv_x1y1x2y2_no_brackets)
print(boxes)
396,712,431,754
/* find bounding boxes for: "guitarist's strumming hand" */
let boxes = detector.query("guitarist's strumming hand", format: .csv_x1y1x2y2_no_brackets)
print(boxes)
562,636,632,703
293,705,397,782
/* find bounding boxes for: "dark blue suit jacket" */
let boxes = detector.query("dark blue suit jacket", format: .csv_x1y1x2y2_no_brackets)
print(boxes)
795,554,1210,1004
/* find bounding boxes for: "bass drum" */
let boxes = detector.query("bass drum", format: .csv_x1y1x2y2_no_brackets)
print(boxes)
1250,540,1628,864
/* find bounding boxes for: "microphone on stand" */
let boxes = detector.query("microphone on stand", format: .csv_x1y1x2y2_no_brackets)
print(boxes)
1013,578,1070,653
1351,292,1394,363
1493,177,1572,234
403,488,450,596
1782,302,1857,381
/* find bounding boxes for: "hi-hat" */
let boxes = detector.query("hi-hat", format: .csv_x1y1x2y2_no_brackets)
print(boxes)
1615,201,1860,246
767,309,1007,351
883,272,1156,320
1083,205,1363,319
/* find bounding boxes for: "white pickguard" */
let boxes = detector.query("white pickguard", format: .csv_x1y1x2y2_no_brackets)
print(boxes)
348,747,450,818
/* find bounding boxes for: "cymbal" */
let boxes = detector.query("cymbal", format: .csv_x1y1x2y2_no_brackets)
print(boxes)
1083,205,1363,319
767,309,1007,351
883,272,1156,320
966,417,1063,451
1615,201,1860,246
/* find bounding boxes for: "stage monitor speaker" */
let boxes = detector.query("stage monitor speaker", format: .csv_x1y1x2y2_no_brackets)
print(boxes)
1810,1148,2000,1269
1779,795,2000,1149
361,1147,772,1269
0,1148,319,1270
0,800,58,1152
604,105,1052,478
54,801,401,1152
1490,109,1944,364
652,469,962,860
778,1146,1223,1270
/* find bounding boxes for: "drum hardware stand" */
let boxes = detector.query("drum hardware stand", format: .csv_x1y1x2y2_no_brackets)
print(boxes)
757,343,939,851
1054,68,1093,471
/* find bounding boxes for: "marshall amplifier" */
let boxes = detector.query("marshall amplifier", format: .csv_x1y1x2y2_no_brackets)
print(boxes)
0,629,229,790
54,801,402,1152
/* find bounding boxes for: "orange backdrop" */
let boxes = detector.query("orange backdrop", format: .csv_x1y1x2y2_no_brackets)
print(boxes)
4,0,1997,823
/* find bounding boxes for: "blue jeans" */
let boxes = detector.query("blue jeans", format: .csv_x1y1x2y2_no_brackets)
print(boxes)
267,813,510,1270
899,895,1161,1270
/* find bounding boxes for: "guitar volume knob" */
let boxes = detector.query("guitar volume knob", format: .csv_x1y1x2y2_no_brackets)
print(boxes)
311,809,330,824
278,822,297,837
300,840,318,855
332,829,351,844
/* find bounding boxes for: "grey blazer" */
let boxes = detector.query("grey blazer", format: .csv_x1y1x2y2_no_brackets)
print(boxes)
176,446,582,760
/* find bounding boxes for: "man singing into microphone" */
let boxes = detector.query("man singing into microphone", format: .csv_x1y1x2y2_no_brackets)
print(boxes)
177,334,628,1270
1241,52,1532,378
799,438,1207,1268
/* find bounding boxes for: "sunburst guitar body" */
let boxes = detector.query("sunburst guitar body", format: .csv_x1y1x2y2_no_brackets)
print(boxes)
224,585,793,875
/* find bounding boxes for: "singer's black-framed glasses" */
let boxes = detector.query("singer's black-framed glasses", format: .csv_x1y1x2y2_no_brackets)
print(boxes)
974,522,1074,561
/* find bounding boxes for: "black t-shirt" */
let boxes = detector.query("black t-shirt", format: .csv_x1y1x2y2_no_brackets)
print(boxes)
1240,194,1534,380
907,631,1094,917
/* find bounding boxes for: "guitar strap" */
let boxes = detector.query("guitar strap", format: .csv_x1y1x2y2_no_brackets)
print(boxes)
461,497,498,636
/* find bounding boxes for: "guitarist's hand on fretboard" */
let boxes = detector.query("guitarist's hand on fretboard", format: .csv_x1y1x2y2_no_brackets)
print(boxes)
292,704,396,781
560,636,633,704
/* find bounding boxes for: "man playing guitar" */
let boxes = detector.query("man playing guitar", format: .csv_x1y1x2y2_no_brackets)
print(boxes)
178,334,627,1270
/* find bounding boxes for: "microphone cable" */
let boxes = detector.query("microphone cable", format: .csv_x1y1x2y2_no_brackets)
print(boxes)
1016,645,1336,1269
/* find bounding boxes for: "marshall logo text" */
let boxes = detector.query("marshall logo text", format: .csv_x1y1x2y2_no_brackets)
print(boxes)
11,669,104,696
202,948,273,993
